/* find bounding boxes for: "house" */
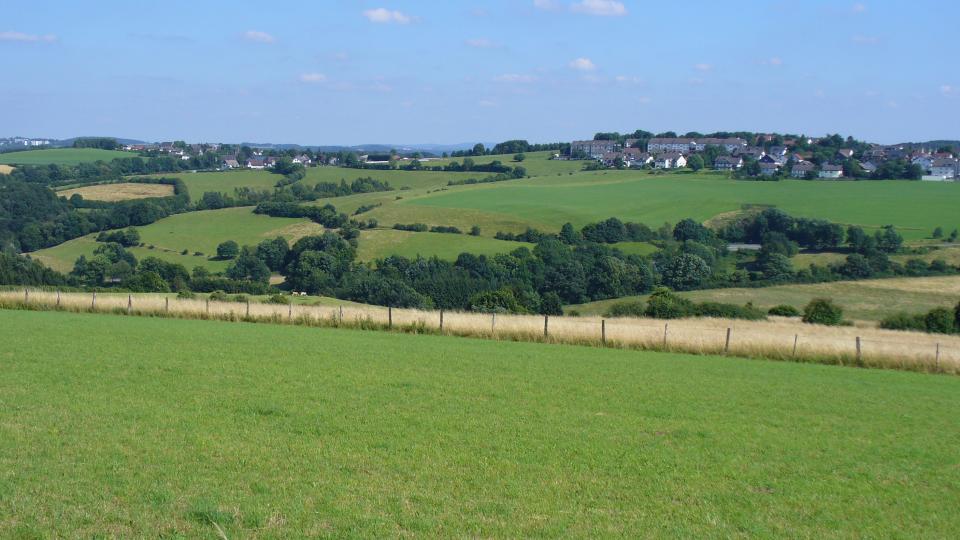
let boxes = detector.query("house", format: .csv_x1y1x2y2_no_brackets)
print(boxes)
654,152,686,169
222,156,240,169
930,159,958,179
735,146,765,160
911,155,935,172
836,149,855,160
859,161,878,175
819,164,844,179
247,158,266,169
571,140,622,160
647,137,747,154
759,153,787,166
791,161,816,178
758,162,781,176
767,146,788,158
292,154,313,165
624,138,640,148
714,155,743,171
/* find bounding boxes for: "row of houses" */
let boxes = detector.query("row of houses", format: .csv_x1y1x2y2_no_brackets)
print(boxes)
220,153,316,170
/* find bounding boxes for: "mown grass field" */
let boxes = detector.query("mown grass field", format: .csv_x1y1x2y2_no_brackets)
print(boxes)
30,208,322,273
402,172,960,240
570,275,960,322
1,309,958,537
57,182,175,201
0,148,132,166
357,229,532,262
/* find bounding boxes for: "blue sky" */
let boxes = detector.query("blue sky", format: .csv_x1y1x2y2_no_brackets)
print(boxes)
2,0,958,145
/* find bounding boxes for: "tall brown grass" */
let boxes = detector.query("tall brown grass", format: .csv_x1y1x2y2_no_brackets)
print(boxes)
3,290,958,375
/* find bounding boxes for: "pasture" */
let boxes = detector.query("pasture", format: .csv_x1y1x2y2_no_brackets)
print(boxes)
57,182,175,201
0,148,131,166
570,275,960,323
404,172,960,240
357,229,532,261
1,309,958,537
29,207,322,273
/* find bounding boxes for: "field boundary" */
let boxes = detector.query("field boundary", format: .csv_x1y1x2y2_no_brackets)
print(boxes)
2,290,958,375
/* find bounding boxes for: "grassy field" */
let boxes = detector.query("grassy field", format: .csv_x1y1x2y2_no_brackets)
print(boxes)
401,172,960,240
57,182,175,201
1,309,958,537
0,148,132,166
570,275,960,322
30,207,323,273
357,229,532,261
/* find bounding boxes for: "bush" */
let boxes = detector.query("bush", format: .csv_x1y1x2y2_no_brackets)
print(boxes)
216,240,239,259
232,294,249,304
267,294,291,305
208,290,229,302
880,312,926,332
694,302,766,321
644,288,694,319
802,298,844,326
924,308,955,334
176,290,196,299
604,301,646,318
768,304,801,317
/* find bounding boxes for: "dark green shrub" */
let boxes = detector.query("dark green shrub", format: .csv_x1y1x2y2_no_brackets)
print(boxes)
880,312,926,332
694,302,766,321
768,304,801,317
267,294,291,305
208,290,229,302
924,308,955,334
176,290,196,299
233,294,249,304
802,298,844,326
644,288,695,319
604,301,646,318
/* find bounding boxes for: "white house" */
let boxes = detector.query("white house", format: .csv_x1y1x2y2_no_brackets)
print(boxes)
571,140,621,160
912,155,935,172
819,164,844,179
791,161,816,178
758,162,781,176
292,154,313,165
654,152,687,169
930,159,958,179
222,156,240,169
247,158,266,169
647,137,747,154
714,155,743,171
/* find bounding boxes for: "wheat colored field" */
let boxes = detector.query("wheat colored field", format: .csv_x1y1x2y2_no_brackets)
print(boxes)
58,182,175,201
0,165,13,174
5,290,958,374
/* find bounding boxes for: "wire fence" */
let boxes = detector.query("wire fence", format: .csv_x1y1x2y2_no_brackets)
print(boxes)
2,289,958,374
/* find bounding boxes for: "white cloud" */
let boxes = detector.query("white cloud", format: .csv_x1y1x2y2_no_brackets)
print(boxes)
569,57,596,71
242,30,275,44
465,38,496,48
363,8,414,24
495,74,537,83
299,73,327,83
571,0,627,16
941,85,956,97
0,31,57,43
533,0,561,10
694,63,712,72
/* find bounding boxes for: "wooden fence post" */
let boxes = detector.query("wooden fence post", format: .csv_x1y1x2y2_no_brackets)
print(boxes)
246,300,250,317
439,309,444,332
205,298,209,314
491,312,496,333
165,297,169,313
544,315,549,338
92,291,96,309
601,319,606,345
339,306,343,324
56,290,61,307
663,323,669,348
388,307,393,328
127,294,132,314
935,343,940,370
725,328,731,353
288,303,293,320
793,334,799,356
24,288,28,303
856,337,862,363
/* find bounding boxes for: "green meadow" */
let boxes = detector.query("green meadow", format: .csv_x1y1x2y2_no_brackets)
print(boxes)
0,148,132,166
30,207,322,273
570,275,960,322
402,172,960,240
356,229,532,262
1,309,958,537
